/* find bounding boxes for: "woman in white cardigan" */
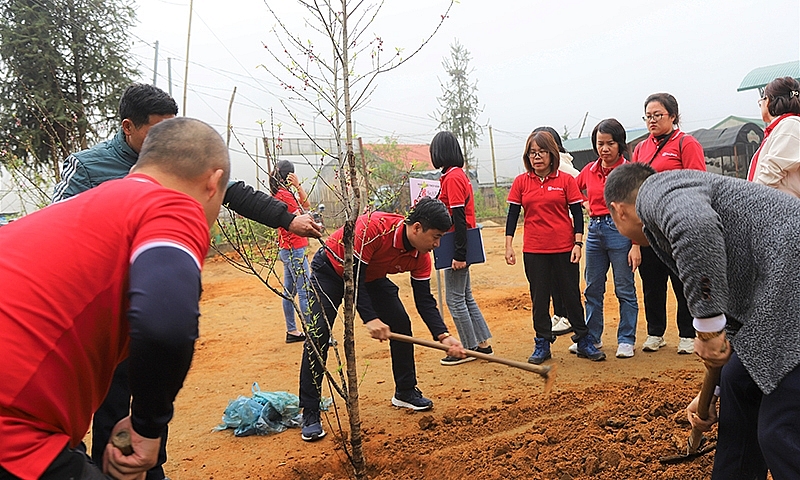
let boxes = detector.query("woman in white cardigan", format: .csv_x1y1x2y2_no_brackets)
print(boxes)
748,76,800,198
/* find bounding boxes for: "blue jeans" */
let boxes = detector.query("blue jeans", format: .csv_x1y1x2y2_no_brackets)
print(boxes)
584,215,638,346
279,247,311,332
444,266,491,349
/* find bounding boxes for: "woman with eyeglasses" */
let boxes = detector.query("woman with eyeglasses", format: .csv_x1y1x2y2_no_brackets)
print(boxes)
632,93,705,356
748,76,800,198
505,130,605,364
532,126,579,337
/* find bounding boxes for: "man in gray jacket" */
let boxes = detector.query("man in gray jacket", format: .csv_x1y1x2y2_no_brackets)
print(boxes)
604,162,800,480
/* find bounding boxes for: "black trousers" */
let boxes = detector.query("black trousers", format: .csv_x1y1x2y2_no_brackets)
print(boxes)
713,353,800,480
523,252,587,341
299,250,417,410
0,444,109,480
91,359,167,480
638,246,694,338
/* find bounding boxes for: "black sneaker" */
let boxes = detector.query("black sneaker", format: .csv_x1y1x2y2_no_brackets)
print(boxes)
473,345,493,355
286,332,306,344
300,409,326,441
440,355,476,366
391,387,433,411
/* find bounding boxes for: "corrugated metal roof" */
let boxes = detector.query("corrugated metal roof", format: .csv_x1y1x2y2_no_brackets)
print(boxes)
562,128,649,153
737,61,800,92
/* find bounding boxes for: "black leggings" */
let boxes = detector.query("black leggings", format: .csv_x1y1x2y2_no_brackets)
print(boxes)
523,252,587,341
638,246,694,338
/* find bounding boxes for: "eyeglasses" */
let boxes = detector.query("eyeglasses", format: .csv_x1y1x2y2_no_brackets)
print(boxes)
528,150,549,158
642,113,667,123
758,96,768,107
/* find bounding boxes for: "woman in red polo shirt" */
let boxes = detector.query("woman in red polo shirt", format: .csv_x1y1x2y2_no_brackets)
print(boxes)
632,93,705,355
576,119,639,359
270,160,311,343
505,130,605,364
430,131,493,366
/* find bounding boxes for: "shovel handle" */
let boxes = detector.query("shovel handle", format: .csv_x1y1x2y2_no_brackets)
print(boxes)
387,332,553,378
689,366,722,452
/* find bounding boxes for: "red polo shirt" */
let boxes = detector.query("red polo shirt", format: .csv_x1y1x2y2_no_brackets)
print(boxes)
325,212,432,282
631,130,706,172
0,174,208,479
438,166,476,229
507,170,583,254
576,157,628,217
273,188,308,250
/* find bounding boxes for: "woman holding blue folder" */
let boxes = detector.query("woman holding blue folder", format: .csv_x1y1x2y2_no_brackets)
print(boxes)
430,131,494,365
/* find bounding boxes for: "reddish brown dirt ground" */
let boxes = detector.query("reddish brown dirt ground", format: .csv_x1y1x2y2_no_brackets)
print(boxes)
163,225,719,479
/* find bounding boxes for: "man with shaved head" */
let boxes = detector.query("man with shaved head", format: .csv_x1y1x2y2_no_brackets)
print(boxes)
0,118,229,480
52,84,321,480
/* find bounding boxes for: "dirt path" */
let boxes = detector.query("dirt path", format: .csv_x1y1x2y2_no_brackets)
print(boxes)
164,225,715,479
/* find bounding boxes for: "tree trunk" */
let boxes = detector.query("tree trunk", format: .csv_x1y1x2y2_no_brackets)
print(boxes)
340,1,367,477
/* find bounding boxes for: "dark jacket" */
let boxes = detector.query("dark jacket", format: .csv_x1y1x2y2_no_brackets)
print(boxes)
52,128,295,229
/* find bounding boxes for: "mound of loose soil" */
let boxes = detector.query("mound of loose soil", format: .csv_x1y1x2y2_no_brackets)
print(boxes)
163,227,717,479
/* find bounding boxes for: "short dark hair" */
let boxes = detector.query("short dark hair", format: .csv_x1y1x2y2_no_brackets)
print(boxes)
137,117,230,189
604,163,656,208
644,93,681,127
764,76,800,117
591,118,628,159
533,126,565,153
119,83,179,127
429,131,464,169
406,197,452,232
522,131,561,173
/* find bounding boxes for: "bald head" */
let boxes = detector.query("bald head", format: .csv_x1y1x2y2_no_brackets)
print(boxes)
135,117,230,189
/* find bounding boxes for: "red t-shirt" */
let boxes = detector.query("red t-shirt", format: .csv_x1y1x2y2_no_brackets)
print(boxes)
438,166,476,229
507,171,583,254
631,130,706,172
273,188,308,250
0,174,209,479
325,212,431,283
576,157,628,217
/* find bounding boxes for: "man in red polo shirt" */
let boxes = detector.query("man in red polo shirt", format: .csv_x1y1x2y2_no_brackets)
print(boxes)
0,118,229,480
297,197,466,441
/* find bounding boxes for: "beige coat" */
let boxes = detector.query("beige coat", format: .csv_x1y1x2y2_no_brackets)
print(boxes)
753,115,800,198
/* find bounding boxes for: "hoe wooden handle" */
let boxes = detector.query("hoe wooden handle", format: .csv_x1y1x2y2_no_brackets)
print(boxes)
388,332,556,394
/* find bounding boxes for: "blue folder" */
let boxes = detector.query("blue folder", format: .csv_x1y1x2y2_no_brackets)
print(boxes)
433,227,486,270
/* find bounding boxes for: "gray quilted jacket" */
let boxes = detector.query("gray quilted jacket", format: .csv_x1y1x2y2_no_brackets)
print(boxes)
637,169,800,394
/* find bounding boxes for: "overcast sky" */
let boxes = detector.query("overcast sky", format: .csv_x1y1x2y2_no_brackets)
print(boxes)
131,0,800,186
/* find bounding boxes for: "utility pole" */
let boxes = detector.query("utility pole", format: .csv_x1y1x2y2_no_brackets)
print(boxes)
182,0,194,115
489,125,497,188
152,41,159,86
578,111,589,138
167,58,173,96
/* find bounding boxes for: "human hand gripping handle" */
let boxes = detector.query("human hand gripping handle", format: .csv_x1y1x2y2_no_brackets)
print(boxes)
694,331,732,368
103,416,160,480
439,333,467,358
365,318,391,341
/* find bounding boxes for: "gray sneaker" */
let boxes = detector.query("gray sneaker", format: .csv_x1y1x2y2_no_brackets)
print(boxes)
392,387,433,411
300,409,326,441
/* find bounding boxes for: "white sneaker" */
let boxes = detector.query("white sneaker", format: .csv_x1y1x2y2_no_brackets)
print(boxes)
642,335,666,352
616,343,635,358
552,316,573,335
677,337,695,355
569,340,603,354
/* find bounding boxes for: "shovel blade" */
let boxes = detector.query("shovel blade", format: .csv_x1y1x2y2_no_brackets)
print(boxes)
659,443,716,465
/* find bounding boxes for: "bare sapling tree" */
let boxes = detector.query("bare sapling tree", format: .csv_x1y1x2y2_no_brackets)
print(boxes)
248,1,455,477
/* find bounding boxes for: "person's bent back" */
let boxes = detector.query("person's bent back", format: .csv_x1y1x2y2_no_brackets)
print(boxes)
0,117,229,480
